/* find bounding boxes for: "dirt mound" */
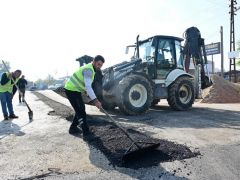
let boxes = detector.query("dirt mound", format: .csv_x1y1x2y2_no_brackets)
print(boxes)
201,75,240,103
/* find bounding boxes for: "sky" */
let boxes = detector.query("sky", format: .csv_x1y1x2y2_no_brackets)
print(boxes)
0,0,239,81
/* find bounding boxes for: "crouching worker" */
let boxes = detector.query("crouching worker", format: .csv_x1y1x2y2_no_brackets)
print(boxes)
0,70,22,120
64,55,104,135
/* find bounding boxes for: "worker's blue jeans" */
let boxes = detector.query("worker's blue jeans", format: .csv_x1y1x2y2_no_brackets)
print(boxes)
0,92,14,117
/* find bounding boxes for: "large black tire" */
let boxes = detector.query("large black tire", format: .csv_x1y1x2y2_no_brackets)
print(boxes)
92,70,103,101
102,100,116,110
54,86,67,98
117,74,153,115
151,99,160,106
167,76,195,111
202,75,212,89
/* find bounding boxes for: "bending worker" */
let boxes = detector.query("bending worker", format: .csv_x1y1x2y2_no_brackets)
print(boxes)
0,70,22,120
64,55,104,135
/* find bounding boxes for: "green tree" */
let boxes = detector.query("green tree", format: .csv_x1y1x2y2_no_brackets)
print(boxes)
237,60,240,67
237,41,240,67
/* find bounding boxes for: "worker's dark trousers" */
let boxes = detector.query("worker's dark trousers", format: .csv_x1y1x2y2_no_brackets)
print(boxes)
64,89,86,127
19,88,25,103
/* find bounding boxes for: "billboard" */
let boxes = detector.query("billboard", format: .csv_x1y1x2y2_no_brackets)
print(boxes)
205,42,221,56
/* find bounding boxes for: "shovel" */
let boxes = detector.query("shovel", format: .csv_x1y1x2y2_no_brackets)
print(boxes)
101,107,160,162
2,60,33,121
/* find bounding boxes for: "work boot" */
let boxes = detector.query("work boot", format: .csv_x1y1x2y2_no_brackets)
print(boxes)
4,115,9,120
69,125,82,135
81,123,90,135
9,114,18,119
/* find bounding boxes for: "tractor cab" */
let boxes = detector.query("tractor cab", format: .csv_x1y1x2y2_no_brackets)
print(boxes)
137,36,185,80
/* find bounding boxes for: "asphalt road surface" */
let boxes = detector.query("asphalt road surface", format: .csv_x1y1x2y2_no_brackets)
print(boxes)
0,90,239,180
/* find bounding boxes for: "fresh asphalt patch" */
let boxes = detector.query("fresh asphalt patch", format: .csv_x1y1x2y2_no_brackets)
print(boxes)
33,91,200,169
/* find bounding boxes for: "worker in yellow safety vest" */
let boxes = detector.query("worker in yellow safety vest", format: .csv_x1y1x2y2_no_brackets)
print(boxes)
64,55,105,135
0,70,22,120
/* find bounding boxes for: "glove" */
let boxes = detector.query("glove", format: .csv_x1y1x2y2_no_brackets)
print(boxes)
93,99,102,109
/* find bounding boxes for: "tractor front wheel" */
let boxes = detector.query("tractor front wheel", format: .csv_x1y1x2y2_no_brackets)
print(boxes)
167,76,195,110
117,74,153,115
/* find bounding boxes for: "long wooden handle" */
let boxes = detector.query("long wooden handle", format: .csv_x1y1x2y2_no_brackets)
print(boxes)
100,107,139,147
2,60,19,88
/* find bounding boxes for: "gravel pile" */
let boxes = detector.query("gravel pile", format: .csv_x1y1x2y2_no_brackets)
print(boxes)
201,75,240,103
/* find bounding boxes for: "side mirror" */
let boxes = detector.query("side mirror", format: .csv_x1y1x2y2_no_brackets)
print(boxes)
125,46,129,54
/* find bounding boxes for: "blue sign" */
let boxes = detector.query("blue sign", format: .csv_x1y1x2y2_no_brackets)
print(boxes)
205,42,221,56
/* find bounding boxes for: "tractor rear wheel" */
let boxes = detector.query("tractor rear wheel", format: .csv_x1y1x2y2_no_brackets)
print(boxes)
151,99,160,106
102,101,116,110
117,74,153,115
167,76,195,110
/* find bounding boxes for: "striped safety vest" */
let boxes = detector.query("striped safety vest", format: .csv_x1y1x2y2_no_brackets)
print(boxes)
65,63,95,92
0,72,19,93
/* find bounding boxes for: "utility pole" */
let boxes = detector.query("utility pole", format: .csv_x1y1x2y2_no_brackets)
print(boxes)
229,0,237,82
211,54,214,74
210,42,214,74
220,26,224,77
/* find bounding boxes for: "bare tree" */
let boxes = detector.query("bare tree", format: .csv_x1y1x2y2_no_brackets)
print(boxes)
0,61,10,75
44,74,56,86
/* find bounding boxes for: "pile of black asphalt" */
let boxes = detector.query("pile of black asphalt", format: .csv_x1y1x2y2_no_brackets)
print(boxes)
34,91,200,169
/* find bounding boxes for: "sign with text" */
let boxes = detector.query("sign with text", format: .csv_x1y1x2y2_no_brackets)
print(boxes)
228,51,240,58
205,42,221,56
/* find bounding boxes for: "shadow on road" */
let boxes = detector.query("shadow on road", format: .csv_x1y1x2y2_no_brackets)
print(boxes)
0,120,27,140
97,104,240,130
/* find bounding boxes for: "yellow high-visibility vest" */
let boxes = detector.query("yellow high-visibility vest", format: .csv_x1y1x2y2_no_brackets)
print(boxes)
0,72,19,93
65,63,95,92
